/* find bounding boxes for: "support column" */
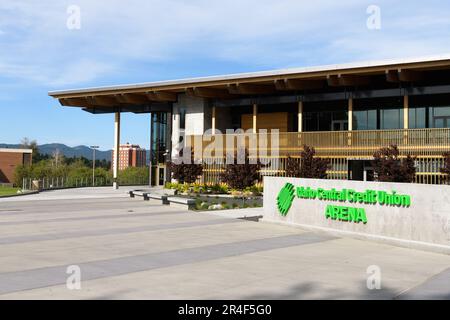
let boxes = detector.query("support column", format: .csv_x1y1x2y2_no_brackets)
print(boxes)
252,104,258,134
298,101,303,132
348,98,353,131
212,106,216,134
348,98,353,146
403,95,409,129
403,95,409,145
113,112,121,190
149,112,153,187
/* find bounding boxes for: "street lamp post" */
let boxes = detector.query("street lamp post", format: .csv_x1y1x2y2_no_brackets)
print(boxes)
90,146,99,187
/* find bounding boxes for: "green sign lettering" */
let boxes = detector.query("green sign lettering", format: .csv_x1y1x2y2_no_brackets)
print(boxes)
277,183,412,224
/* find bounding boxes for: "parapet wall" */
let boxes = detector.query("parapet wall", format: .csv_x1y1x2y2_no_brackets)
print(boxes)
263,177,450,254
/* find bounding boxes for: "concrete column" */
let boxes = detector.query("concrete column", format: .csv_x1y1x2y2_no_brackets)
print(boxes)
348,98,353,131
347,98,353,146
404,95,409,129
253,104,258,134
149,112,153,187
113,112,121,189
298,101,303,132
212,106,216,134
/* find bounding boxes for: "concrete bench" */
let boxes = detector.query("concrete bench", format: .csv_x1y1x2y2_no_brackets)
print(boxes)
129,191,161,201
130,191,196,210
167,197,196,210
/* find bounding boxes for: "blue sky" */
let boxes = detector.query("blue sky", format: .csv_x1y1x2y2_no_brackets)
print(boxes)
1,0,450,150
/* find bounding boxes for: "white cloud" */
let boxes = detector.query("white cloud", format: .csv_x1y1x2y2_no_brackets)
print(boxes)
0,0,450,88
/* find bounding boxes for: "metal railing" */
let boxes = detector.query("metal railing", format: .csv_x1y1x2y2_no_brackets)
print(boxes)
185,128,450,185
186,128,450,158
22,176,150,191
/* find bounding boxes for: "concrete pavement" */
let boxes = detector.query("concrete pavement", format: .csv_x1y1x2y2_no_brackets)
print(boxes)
0,187,449,299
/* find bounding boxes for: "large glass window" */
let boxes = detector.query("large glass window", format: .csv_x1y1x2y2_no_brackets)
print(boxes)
179,107,186,130
353,108,377,130
353,97,403,130
380,108,403,129
430,106,450,128
303,101,347,132
151,112,168,164
410,94,450,129
409,107,426,129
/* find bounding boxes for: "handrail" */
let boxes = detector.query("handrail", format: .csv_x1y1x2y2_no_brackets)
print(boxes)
185,128,450,157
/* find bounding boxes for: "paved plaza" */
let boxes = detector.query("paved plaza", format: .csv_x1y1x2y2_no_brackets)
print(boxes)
0,187,449,299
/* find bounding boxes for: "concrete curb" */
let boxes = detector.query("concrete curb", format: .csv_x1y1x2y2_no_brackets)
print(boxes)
262,218,450,255
205,208,263,220
0,191,39,199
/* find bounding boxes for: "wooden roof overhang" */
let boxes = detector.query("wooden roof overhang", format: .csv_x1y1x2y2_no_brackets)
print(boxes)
48,55,450,113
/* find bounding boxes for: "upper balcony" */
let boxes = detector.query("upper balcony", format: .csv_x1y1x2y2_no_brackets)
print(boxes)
185,128,450,158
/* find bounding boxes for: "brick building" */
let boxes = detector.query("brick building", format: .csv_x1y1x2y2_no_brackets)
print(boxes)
111,143,146,171
0,148,33,184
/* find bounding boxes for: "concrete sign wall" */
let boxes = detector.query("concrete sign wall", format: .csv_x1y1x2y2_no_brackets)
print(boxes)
263,177,450,253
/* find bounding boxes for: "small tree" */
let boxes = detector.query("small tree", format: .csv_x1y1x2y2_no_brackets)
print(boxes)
441,152,450,184
372,145,416,183
168,152,203,184
220,149,261,190
285,155,301,177
295,145,330,179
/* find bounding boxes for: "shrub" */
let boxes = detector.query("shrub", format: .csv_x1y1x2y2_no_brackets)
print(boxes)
285,156,301,177
220,149,262,190
293,146,330,179
244,185,263,195
210,183,229,194
372,145,416,183
118,167,149,185
168,152,203,184
441,152,450,184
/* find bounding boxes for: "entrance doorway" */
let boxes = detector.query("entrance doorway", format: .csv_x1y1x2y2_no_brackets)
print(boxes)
348,160,375,182
150,112,169,186
331,120,349,131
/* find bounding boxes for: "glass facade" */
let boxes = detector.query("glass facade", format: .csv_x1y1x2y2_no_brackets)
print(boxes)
151,112,168,164
353,97,403,130
409,94,450,128
303,101,348,132
179,107,186,130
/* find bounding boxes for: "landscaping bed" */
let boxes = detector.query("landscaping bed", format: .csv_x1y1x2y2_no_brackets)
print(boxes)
164,182,263,211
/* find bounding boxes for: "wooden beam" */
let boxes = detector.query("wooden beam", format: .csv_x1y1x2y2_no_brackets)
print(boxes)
117,93,149,104
186,87,235,99
338,75,371,86
59,98,89,107
147,91,177,102
398,69,424,82
328,74,370,87
92,96,120,107
275,79,324,91
227,83,276,95
327,75,341,87
386,70,400,83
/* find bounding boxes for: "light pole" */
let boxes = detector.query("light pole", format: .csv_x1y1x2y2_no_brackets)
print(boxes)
90,146,99,187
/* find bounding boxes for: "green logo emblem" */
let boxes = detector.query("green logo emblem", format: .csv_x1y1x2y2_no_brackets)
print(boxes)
277,183,295,216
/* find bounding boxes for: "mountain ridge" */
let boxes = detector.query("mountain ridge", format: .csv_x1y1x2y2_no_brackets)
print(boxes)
0,143,113,161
